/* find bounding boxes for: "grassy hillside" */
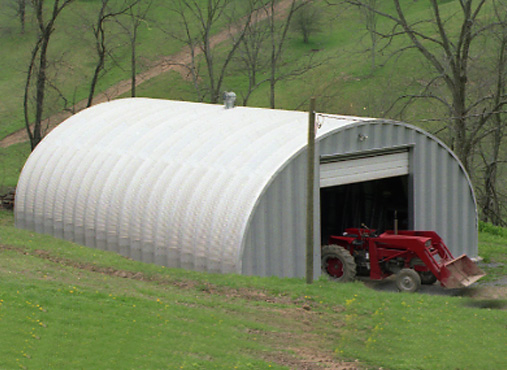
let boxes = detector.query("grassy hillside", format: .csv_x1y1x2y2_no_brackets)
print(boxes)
0,143,30,191
130,0,455,127
0,0,463,139
1,210,506,370
0,0,186,141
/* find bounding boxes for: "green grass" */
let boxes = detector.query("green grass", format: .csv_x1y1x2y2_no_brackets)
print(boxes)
1,210,506,370
123,71,201,102
337,292,506,370
0,275,280,369
478,222,507,283
0,142,31,191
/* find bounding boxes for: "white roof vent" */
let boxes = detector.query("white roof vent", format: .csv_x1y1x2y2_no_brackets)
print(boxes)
223,91,236,109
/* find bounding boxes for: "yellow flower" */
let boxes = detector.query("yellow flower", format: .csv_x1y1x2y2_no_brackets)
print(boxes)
345,298,355,306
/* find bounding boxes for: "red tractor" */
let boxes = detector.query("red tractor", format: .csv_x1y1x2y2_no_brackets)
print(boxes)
321,226,485,292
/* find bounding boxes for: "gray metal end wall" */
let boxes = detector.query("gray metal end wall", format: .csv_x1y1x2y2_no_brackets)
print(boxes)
241,153,321,278
318,121,478,258
242,120,479,280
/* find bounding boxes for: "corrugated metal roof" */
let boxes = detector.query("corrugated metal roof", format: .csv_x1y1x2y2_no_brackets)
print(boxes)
15,98,478,277
15,98,366,273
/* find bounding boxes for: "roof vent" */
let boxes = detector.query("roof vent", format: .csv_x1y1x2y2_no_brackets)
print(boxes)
223,91,236,109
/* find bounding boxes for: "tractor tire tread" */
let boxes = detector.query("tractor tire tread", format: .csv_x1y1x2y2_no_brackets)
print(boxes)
322,245,357,282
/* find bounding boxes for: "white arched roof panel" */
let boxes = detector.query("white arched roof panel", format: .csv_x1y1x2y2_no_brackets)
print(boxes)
15,98,360,273
15,98,478,276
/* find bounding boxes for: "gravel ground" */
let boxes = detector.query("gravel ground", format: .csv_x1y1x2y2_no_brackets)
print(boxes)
359,273,506,299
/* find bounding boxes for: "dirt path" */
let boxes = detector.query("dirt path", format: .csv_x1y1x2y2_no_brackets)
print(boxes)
0,1,292,149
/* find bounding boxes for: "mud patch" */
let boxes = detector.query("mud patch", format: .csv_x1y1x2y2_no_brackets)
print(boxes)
459,285,507,302
265,348,362,370
247,328,363,370
462,298,507,310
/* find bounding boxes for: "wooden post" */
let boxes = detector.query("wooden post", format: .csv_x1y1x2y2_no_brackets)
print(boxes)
306,97,316,284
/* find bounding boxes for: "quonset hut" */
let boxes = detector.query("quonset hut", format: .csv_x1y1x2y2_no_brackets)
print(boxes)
15,98,478,278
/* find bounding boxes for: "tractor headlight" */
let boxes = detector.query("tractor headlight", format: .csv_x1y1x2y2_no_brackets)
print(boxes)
425,239,432,248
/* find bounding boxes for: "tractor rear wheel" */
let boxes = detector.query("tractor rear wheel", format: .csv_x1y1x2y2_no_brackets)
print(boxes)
322,245,356,282
395,268,421,293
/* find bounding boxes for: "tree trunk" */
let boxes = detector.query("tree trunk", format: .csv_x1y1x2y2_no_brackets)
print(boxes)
18,0,26,34
131,26,137,97
87,6,107,108
481,26,507,226
33,35,50,149
270,59,276,109
23,0,75,150
87,60,103,107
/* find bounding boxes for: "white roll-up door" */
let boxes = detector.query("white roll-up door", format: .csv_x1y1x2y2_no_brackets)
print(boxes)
320,149,409,188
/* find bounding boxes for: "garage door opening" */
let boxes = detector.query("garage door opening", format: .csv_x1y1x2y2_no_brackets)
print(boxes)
320,176,410,244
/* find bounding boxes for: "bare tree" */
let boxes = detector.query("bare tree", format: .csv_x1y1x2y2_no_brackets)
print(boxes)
234,3,270,106
17,0,26,33
165,0,263,104
358,0,378,72
477,0,507,226
3,0,29,34
291,0,323,44
23,0,75,150
265,0,303,108
116,0,153,97
15,0,27,33
338,0,507,176
232,0,327,108
264,0,328,109
86,0,137,107
330,0,507,224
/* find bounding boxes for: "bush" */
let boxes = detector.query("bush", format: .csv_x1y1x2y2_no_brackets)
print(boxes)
479,221,507,237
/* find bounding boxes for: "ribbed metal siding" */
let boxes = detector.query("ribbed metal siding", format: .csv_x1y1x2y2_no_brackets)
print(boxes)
16,98,345,275
411,133,477,257
317,121,477,258
15,99,478,280
242,119,478,278
241,153,321,277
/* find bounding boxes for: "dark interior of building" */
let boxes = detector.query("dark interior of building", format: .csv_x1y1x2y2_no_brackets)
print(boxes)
320,176,410,244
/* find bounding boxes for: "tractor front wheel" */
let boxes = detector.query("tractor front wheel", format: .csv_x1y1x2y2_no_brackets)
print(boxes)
322,245,356,282
395,268,421,293
410,258,437,285
419,271,437,285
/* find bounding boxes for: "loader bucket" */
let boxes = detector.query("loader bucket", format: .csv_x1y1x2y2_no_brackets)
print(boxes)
440,255,486,289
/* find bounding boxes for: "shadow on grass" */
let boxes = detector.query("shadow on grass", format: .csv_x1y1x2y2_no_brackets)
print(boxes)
462,299,507,310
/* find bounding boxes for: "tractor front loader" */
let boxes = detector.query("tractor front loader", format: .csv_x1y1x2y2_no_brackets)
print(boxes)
322,227,485,292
